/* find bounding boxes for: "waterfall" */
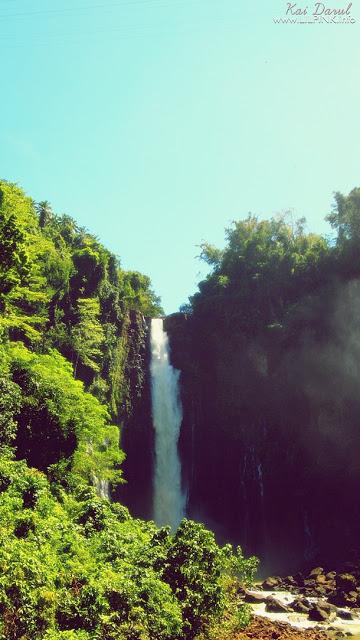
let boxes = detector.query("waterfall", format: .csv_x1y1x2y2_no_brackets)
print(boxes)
93,476,110,500
150,318,185,530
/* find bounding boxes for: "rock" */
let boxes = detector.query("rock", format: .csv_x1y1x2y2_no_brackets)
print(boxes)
336,574,357,593
266,596,291,613
331,590,359,608
346,591,359,607
304,579,317,588
244,590,267,604
337,609,354,620
293,572,305,586
308,608,330,622
318,600,336,614
310,567,325,578
308,601,337,622
329,591,349,607
290,597,312,613
262,576,282,590
327,571,337,580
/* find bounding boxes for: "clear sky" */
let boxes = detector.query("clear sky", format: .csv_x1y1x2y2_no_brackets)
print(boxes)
1,0,360,313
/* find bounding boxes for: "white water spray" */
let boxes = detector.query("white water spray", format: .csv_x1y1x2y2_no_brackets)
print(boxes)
94,477,110,500
150,318,185,530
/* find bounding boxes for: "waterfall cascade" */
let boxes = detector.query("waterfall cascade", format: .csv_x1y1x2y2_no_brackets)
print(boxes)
93,476,110,500
150,318,185,530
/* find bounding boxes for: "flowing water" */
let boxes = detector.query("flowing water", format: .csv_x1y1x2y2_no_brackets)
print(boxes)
247,590,360,635
150,318,185,530
94,476,110,500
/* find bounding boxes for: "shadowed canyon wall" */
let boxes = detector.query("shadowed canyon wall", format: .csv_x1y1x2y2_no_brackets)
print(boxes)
115,314,154,519
164,281,360,574
117,287,360,574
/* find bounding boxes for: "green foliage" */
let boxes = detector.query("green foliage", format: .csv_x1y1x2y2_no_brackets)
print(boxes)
120,271,163,318
158,520,258,640
191,190,360,333
192,213,330,332
5,341,123,486
0,178,162,408
159,520,226,638
0,181,54,342
71,298,105,375
0,206,28,301
327,188,360,244
0,178,258,640
0,177,165,488
0,457,255,640
0,377,22,447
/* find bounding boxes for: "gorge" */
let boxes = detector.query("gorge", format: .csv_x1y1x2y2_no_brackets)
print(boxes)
1,178,360,639
120,198,360,576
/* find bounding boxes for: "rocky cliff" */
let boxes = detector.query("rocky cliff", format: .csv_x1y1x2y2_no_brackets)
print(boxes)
165,295,360,575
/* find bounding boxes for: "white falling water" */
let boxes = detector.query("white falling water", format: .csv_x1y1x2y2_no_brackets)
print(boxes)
150,318,185,530
94,477,110,500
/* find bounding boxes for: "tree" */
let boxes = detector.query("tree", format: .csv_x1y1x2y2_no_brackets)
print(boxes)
0,207,28,301
326,188,360,244
36,200,54,229
0,377,22,447
71,298,105,377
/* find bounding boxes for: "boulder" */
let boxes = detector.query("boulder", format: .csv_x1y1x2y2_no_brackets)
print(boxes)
304,579,317,590
308,601,337,622
329,591,348,607
327,571,337,580
345,591,359,606
265,596,291,613
337,609,354,620
330,590,359,607
293,572,305,587
310,567,325,578
336,574,357,593
244,590,267,604
290,597,311,613
262,576,282,591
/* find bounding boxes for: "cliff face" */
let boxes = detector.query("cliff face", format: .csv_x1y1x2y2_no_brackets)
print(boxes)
115,314,154,519
165,293,360,574
120,293,360,574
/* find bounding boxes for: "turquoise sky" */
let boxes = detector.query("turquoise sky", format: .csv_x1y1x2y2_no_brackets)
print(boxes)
1,0,360,313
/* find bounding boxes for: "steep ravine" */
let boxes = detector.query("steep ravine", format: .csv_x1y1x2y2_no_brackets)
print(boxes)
115,313,154,519
118,292,360,576
164,305,360,575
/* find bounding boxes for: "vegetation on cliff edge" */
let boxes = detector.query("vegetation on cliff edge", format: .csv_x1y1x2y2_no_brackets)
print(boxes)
0,179,258,640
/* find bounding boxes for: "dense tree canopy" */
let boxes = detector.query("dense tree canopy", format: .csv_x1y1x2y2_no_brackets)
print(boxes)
191,213,331,333
0,179,257,640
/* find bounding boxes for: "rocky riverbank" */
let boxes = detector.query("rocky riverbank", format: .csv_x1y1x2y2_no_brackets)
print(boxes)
262,565,360,606
240,565,360,638
234,616,329,640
